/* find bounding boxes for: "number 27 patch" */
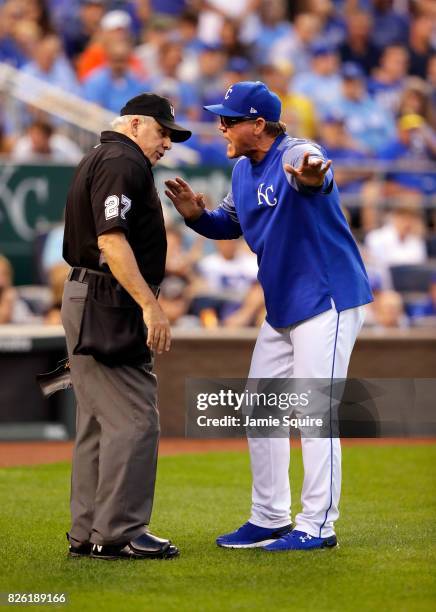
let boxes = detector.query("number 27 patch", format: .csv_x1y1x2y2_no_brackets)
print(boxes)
104,194,131,220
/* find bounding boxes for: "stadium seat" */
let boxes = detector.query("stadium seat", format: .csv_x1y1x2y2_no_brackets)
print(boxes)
426,235,436,258
390,264,436,293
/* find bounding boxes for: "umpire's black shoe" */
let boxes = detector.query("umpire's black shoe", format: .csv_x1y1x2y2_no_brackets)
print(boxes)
91,532,179,560
66,533,92,557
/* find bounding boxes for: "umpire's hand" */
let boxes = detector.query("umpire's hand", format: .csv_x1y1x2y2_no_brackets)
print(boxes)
165,177,205,221
142,300,171,355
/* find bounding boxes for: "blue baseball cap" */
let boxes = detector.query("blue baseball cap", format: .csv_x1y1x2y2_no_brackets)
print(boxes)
310,41,337,57
226,56,251,74
203,81,281,121
342,62,365,81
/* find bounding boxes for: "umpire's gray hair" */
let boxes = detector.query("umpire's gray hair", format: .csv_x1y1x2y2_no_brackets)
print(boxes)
110,115,154,130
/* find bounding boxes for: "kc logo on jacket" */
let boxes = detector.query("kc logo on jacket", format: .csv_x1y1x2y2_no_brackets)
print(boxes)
257,183,277,207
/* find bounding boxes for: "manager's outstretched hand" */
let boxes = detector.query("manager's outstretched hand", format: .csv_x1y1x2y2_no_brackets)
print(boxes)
284,152,332,188
165,177,205,221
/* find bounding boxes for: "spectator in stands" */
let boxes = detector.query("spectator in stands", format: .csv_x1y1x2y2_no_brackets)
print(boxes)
222,283,265,328
195,44,228,122
192,239,261,326
0,0,31,67
365,203,427,289
49,0,86,32
62,0,105,63
20,32,81,96
338,10,380,76
189,51,249,125
150,0,187,18
10,19,41,65
44,262,69,325
179,51,242,165
408,15,435,79
306,0,346,48
83,39,146,112
335,62,396,154
177,9,202,54
0,119,14,154
11,120,83,163
371,290,409,329
143,40,200,121
249,0,292,65
269,12,321,75
259,60,317,139
196,0,256,47
398,78,434,128
159,274,195,326
22,0,54,35
222,56,251,90
0,254,35,324
377,114,436,197
77,9,144,82
220,18,250,60
133,16,173,79
292,42,342,116
123,0,151,37
318,113,371,225
368,45,409,115
165,224,203,279
40,222,65,280
369,0,410,51
427,54,436,128
174,10,203,83
158,225,202,327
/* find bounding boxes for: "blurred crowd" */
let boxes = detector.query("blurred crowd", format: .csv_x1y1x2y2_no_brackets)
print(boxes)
0,0,435,329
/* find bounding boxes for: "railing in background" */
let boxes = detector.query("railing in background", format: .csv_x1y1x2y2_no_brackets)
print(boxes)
0,62,211,164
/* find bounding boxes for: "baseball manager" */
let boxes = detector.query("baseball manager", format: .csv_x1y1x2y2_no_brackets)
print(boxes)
165,81,373,551
62,93,191,560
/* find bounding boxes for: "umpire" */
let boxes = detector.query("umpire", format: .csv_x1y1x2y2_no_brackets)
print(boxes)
61,93,191,560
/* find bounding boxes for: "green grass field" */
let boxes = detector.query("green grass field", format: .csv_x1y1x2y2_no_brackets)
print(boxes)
0,445,435,612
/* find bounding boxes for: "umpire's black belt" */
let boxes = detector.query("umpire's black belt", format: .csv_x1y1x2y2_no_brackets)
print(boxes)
68,267,160,297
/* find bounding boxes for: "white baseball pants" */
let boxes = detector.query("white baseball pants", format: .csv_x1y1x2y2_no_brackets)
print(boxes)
247,302,365,538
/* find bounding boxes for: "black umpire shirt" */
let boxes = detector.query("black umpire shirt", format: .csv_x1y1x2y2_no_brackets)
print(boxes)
63,131,167,286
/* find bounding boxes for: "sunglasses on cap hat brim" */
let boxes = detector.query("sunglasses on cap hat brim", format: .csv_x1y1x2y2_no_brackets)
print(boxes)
220,115,259,128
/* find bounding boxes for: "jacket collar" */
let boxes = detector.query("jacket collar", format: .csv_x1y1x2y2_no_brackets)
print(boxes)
100,131,152,169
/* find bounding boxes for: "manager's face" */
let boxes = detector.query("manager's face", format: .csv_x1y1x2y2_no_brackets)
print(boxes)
219,116,264,158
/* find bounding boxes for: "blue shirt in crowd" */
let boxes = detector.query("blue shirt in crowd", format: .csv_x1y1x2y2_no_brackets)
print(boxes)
83,68,145,113
334,95,396,153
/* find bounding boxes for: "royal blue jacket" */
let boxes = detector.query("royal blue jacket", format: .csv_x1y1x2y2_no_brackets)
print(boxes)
187,134,373,327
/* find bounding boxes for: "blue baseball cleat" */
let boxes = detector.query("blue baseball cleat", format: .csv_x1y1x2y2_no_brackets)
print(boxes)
263,529,338,551
216,521,293,548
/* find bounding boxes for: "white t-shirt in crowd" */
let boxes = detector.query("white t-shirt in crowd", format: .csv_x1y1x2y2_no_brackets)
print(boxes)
197,252,258,301
365,222,427,288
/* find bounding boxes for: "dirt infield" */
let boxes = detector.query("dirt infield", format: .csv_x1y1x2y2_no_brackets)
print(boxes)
0,438,435,467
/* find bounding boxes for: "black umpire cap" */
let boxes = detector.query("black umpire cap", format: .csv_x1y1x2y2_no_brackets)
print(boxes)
120,93,192,143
